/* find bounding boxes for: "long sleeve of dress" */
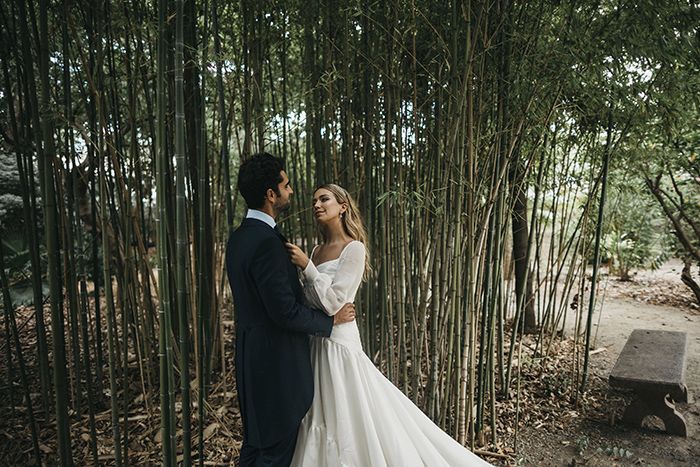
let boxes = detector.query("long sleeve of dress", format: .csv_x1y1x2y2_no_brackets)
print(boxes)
301,241,365,316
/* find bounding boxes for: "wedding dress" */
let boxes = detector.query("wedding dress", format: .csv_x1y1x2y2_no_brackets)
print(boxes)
290,241,493,467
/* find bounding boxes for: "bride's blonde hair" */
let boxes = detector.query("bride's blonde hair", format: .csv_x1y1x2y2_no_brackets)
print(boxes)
315,184,371,280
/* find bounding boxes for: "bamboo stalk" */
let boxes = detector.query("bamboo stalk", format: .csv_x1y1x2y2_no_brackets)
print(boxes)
175,0,192,463
156,0,174,463
37,0,73,463
12,0,52,417
0,241,42,466
581,108,614,392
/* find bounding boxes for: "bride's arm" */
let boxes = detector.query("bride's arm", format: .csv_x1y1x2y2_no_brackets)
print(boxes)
301,242,365,316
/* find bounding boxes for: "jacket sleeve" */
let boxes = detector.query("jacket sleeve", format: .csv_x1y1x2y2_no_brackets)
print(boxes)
302,241,365,316
250,236,333,337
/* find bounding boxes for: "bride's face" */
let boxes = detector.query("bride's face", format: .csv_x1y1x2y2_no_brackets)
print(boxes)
312,188,346,224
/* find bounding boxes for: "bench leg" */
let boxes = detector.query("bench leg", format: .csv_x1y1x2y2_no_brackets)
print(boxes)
675,386,688,404
622,390,687,437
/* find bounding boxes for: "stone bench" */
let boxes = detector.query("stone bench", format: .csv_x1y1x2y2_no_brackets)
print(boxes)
609,329,689,437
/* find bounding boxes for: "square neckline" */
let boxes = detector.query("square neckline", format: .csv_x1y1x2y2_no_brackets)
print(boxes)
311,241,358,268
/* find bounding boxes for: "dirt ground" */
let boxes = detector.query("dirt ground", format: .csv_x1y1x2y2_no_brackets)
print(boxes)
504,260,700,467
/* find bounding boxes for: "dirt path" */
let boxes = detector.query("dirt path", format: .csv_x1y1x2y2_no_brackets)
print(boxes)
512,263,700,466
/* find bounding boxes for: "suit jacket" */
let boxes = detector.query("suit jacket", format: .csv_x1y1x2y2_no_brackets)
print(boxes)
226,217,333,447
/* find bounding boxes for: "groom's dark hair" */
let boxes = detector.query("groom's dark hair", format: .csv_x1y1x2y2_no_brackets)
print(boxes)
237,152,286,209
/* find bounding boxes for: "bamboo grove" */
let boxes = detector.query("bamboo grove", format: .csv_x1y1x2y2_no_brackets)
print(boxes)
0,0,696,465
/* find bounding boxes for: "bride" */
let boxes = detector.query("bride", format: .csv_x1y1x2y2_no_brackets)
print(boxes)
285,184,493,467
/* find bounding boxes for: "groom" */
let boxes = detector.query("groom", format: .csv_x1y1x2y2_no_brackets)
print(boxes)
226,152,356,466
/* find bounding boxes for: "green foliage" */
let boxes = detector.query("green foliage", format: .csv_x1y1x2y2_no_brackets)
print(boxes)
575,435,589,456
0,150,47,304
1,231,31,274
1,231,47,306
8,279,48,306
601,182,674,280
540,372,571,398
625,102,700,268
376,184,444,214
0,0,698,463
596,445,634,459
0,151,24,231
0,192,23,225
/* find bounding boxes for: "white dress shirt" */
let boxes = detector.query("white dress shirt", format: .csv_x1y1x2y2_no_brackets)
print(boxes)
246,209,276,229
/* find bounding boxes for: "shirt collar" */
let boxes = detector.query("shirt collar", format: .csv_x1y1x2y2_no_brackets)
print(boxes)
246,209,276,229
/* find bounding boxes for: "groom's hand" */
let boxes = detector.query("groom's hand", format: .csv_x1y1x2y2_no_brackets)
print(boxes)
333,303,356,325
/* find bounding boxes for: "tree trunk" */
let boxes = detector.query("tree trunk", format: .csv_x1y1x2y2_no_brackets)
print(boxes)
511,171,537,332
681,259,700,304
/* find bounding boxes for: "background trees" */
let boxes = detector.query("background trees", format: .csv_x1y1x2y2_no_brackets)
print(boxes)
0,0,698,465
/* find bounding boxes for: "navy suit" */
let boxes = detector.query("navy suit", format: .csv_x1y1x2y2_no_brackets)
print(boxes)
226,218,333,466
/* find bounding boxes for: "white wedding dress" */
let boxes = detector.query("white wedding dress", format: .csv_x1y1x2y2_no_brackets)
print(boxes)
290,241,493,467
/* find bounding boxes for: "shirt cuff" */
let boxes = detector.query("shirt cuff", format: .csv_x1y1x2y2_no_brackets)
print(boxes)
303,260,320,281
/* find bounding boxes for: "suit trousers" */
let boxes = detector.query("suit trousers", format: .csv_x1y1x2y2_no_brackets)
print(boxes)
238,427,299,467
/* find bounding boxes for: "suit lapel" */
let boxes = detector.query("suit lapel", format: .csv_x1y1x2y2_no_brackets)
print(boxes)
241,217,301,296
274,226,289,244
